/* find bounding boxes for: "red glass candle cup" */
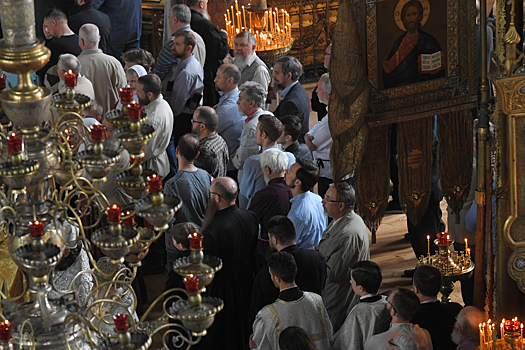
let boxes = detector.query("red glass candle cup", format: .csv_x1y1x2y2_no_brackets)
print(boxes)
61,129,74,147
121,210,135,227
119,86,133,103
147,174,163,193
127,101,142,120
437,232,448,245
183,274,200,294
505,320,521,333
0,73,6,91
0,320,13,341
188,232,204,250
6,132,22,153
130,155,143,164
90,124,106,142
28,220,45,238
64,69,78,88
113,313,129,332
107,204,122,223
144,219,154,231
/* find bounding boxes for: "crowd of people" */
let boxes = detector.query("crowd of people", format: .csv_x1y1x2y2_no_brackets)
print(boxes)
18,1,487,349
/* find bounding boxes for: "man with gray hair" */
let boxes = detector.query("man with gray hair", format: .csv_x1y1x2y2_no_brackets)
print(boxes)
232,81,270,182
77,23,126,113
315,181,370,331
272,56,311,143
451,306,484,350
57,54,95,100
233,31,271,95
394,324,433,350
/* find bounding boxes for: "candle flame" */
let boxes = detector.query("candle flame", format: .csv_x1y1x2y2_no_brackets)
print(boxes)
68,69,73,74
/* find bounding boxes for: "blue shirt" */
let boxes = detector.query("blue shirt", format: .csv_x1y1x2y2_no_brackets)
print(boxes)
170,55,204,117
288,191,327,249
280,80,299,100
239,145,295,209
151,25,191,79
214,87,243,171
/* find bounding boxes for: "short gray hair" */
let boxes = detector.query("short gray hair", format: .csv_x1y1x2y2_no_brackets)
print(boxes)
236,31,256,46
330,181,356,211
239,81,266,108
395,324,433,350
58,54,82,73
321,73,331,94
170,4,191,24
79,23,100,46
260,148,289,174
274,56,303,81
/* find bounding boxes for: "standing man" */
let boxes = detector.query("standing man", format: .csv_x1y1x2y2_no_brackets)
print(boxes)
239,114,295,209
272,56,311,143
232,31,271,94
251,251,332,350
316,182,370,332
187,0,230,107
232,81,268,181
77,24,126,113
191,106,230,178
68,0,111,54
214,64,244,179
168,30,204,177
135,74,173,178
57,54,95,100
278,115,313,160
200,177,259,350
285,157,327,249
451,306,485,350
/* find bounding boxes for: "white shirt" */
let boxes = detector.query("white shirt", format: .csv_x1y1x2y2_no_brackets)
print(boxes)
307,114,333,179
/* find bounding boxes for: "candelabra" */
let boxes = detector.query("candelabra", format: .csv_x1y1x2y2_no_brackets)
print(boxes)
417,232,475,302
0,1,223,348
479,318,525,349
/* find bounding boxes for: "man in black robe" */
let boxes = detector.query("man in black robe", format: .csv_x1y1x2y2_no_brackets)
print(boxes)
199,177,259,350
382,0,445,89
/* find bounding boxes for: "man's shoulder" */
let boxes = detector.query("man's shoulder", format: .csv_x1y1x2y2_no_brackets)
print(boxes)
244,153,261,167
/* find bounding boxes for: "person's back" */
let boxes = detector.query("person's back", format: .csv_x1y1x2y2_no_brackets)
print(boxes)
68,0,111,54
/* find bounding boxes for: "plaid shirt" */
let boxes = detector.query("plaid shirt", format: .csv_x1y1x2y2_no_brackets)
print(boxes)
199,133,229,178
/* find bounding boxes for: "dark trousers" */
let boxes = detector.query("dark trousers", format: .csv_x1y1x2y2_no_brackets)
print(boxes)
407,192,444,259
166,112,194,181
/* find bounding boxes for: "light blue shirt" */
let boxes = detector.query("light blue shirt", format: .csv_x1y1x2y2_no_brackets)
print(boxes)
214,87,243,171
288,191,327,249
239,145,295,209
170,55,204,117
280,80,299,100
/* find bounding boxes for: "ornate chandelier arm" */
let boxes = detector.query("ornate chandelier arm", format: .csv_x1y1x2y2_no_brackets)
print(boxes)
63,312,102,350
139,288,188,323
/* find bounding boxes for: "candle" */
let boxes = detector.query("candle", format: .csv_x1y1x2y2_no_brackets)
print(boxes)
0,73,6,91
521,323,523,339
183,274,200,294
89,124,106,142
188,232,204,250
127,101,142,120
467,248,471,261
28,220,45,238
501,319,505,338
113,313,129,332
242,6,246,29
64,69,78,88
427,235,430,256
121,210,135,227
107,204,121,223
146,174,163,193
0,320,12,341
6,132,22,153
119,86,133,103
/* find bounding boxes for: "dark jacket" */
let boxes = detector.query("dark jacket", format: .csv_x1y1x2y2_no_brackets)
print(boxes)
190,9,229,107
285,141,313,161
68,4,111,54
274,82,311,143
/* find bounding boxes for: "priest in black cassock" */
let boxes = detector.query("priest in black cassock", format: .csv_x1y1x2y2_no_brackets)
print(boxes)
199,177,259,350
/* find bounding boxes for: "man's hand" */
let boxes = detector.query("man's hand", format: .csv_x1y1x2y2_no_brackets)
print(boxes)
230,151,237,159
305,134,317,152
249,334,257,349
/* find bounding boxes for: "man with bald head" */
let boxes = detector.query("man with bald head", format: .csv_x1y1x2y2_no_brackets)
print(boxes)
451,306,484,350
77,23,126,113
201,177,259,350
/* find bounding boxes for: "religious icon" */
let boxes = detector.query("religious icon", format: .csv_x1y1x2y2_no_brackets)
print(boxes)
381,0,446,89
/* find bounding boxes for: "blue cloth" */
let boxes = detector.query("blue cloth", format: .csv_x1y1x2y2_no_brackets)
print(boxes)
214,87,243,171
94,0,142,60
2,71,38,90
239,145,295,209
287,191,327,249
151,26,191,79
280,80,299,100
170,55,204,117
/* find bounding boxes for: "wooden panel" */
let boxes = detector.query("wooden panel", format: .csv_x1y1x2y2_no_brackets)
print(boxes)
141,0,165,60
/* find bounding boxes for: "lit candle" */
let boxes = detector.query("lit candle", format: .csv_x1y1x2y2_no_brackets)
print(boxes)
119,86,133,103
0,73,6,91
501,319,505,338
242,6,246,29
28,220,45,238
467,248,471,261
183,274,200,294
146,174,163,193
479,323,483,349
427,235,430,256
6,132,22,154
127,101,142,120
113,313,129,332
464,238,468,251
0,319,12,341
188,232,204,250
64,69,78,88
89,124,106,142
107,204,121,223
521,323,523,339
121,210,135,227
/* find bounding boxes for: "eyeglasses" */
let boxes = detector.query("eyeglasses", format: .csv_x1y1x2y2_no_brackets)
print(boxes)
191,118,205,125
388,339,398,347
387,300,397,313
324,52,331,56
323,195,342,203
208,190,221,197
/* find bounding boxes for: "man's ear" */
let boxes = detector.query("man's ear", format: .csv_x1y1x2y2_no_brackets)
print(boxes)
265,165,271,176
294,178,301,188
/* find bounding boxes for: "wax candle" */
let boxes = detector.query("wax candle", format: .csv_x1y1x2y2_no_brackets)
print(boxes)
90,124,106,142
427,235,430,256
6,132,22,153
113,313,129,332
183,274,200,294
501,319,505,338
119,86,133,103
464,238,468,251
146,174,163,193
121,210,135,227
127,101,142,120
0,320,12,341
107,204,121,223
64,69,78,88
188,232,204,250
28,220,45,238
